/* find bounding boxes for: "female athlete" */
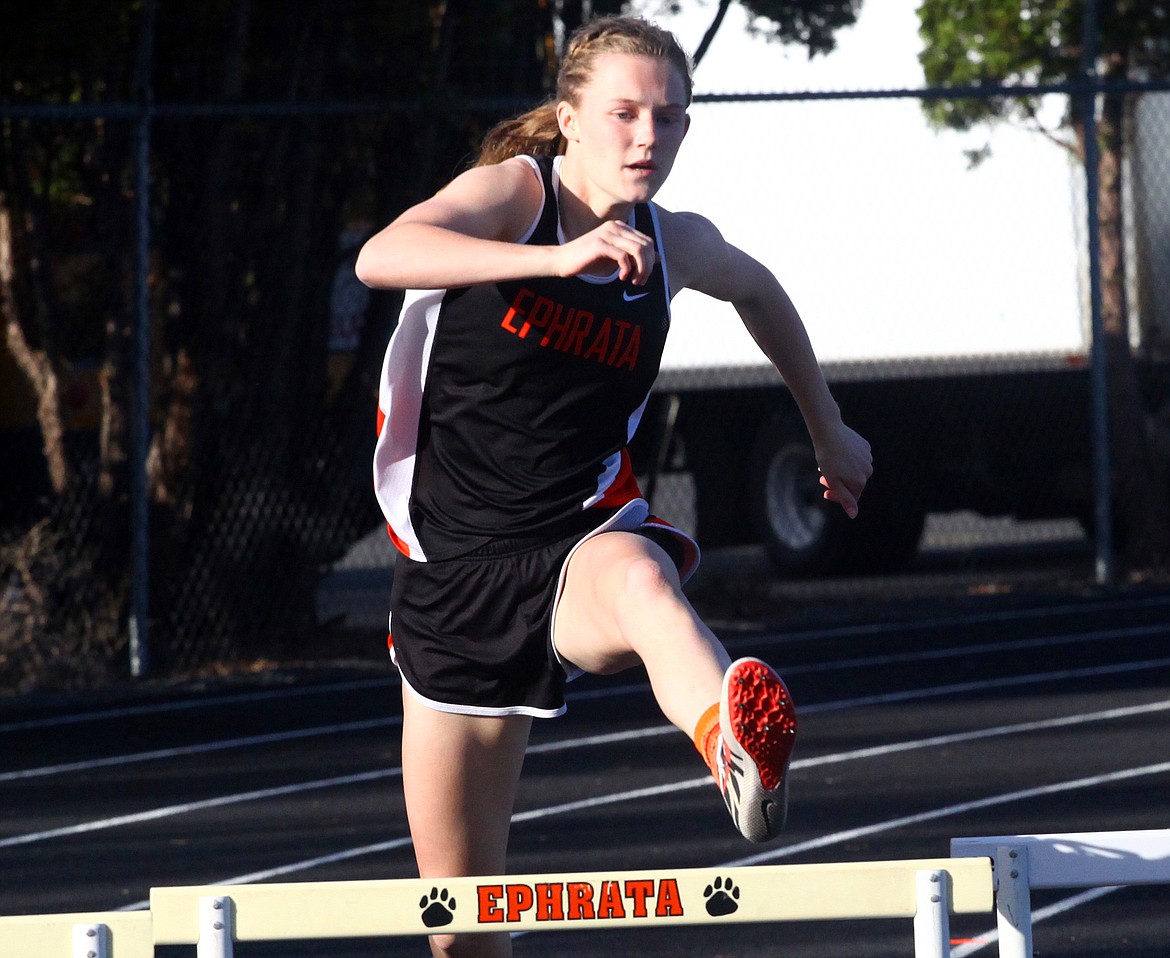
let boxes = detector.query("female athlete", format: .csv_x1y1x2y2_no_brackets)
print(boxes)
356,15,872,958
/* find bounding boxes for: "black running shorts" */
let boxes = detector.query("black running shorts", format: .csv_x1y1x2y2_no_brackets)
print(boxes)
388,504,698,718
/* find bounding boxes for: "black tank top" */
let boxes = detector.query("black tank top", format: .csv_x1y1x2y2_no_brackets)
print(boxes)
373,154,672,560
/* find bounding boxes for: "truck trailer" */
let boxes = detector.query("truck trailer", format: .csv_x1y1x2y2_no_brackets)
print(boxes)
640,90,1170,575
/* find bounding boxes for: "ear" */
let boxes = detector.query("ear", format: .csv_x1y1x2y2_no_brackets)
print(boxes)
556,100,579,141
683,113,691,139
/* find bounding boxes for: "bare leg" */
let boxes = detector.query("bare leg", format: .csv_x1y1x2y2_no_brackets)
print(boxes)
556,530,795,843
552,530,731,736
400,689,532,958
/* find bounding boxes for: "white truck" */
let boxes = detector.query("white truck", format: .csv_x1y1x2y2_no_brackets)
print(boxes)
641,85,1170,575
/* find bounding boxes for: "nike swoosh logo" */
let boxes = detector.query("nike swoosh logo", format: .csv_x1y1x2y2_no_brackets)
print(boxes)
623,290,652,302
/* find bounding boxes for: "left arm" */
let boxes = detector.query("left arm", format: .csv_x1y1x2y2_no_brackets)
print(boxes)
659,209,872,516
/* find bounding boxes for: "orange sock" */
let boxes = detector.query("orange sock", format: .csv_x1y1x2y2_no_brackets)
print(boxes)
693,702,721,775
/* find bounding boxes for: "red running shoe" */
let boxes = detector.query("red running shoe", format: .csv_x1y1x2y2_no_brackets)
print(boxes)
716,657,797,842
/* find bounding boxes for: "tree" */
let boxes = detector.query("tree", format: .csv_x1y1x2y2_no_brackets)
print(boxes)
917,0,1170,569
651,0,861,65
1,0,615,687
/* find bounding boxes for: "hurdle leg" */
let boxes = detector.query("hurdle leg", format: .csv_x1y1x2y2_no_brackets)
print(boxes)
197,896,234,958
993,846,1033,958
912,869,952,958
72,923,110,958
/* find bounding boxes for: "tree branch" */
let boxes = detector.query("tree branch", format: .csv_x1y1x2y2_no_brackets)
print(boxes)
692,0,733,68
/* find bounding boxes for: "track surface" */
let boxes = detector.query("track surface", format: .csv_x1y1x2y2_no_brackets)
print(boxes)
2,579,1169,956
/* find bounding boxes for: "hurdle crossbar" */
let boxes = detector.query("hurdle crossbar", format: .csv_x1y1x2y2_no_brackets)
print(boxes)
0,910,152,958
150,857,992,955
951,828,1170,958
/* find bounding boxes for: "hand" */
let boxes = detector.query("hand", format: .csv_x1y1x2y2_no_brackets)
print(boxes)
553,220,657,285
815,423,873,519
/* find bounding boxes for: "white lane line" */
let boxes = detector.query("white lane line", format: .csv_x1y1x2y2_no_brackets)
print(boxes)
8,692,1167,855
802,655,1170,713
4,595,1169,735
949,886,1119,956
777,622,1170,677
0,768,399,850
725,592,1170,646
566,624,1170,703
117,836,420,911
725,759,1170,868
0,717,401,784
797,697,1170,768
113,758,1170,917
5,638,1168,785
0,677,395,734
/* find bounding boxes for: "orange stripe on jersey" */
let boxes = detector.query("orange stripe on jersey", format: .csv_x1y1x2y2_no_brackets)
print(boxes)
595,448,643,508
386,521,412,558
375,404,387,437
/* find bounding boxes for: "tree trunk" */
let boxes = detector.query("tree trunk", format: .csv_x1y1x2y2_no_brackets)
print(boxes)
0,194,71,495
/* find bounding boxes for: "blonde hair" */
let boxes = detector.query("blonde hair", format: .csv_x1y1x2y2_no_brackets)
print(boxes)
474,16,693,168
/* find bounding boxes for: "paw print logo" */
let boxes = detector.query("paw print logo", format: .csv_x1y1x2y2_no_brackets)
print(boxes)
703,876,740,917
420,886,456,928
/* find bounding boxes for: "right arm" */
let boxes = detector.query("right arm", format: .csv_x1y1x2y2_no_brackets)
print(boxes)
355,158,657,290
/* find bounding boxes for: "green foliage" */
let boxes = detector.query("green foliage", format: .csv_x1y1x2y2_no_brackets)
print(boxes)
917,0,1170,132
740,0,862,57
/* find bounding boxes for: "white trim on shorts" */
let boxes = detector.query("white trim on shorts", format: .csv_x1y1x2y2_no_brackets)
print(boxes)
389,498,700,719
397,666,568,719
550,498,701,682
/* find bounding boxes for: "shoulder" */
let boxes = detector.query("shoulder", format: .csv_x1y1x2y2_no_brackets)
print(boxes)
654,206,737,299
398,156,545,242
655,205,775,305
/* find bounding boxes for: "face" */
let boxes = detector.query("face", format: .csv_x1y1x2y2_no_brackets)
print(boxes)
556,52,690,215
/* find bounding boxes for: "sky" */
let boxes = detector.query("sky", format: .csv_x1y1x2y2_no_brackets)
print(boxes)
630,0,1086,372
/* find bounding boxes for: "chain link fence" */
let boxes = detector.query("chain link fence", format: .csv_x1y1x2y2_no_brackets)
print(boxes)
3,76,1170,689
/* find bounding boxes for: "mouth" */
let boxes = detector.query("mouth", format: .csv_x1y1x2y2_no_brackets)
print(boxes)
627,159,658,174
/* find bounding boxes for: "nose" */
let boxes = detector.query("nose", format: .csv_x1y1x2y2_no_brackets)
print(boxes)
635,114,656,146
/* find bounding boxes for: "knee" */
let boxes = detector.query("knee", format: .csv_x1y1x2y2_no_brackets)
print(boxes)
429,932,458,956
618,550,681,608
428,931,509,958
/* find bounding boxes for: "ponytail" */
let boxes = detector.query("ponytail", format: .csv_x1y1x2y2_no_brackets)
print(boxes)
474,101,563,168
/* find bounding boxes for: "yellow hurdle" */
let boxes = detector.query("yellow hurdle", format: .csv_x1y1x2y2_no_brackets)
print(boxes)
148,857,993,957
0,910,152,958
0,857,994,956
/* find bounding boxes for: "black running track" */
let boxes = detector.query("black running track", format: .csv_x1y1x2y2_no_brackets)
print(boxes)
3,559,1169,957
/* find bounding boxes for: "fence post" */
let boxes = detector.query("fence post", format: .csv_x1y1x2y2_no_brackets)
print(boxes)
129,0,156,678
1080,0,1115,587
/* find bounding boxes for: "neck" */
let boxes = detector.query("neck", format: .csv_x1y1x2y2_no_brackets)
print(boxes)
556,156,633,240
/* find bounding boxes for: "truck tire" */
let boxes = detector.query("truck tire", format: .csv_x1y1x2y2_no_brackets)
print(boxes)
749,411,925,576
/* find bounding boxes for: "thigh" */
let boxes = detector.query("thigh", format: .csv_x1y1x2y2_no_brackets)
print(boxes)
552,530,682,675
400,688,532,879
